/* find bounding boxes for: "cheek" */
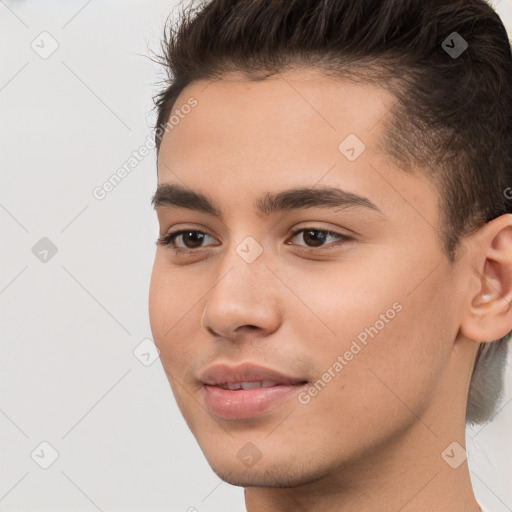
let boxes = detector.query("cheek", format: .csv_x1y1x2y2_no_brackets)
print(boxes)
278,253,406,354
148,261,171,343
285,252,450,409
148,258,200,365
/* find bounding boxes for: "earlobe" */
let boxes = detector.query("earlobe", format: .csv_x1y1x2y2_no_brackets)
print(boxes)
459,214,512,343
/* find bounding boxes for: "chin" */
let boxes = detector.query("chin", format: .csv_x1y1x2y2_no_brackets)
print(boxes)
203,449,334,489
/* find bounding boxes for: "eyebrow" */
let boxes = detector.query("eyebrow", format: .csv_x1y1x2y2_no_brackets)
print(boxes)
151,183,384,222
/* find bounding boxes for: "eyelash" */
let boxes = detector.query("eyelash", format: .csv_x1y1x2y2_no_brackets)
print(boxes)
157,227,352,254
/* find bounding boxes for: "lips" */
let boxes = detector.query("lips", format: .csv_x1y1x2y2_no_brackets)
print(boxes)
200,363,308,420
200,363,307,387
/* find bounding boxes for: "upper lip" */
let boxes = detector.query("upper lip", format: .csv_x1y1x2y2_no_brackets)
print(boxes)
200,363,308,386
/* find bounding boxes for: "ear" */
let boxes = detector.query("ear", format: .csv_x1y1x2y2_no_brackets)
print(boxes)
459,214,512,342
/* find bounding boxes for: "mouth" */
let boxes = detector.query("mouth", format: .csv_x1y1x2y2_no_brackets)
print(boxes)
200,363,308,420
215,380,292,390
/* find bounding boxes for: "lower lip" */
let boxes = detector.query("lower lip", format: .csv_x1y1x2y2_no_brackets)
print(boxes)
203,384,306,420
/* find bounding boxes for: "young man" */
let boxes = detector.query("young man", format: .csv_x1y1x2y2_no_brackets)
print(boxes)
148,0,512,510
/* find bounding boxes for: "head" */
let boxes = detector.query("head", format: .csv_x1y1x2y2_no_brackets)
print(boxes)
149,0,512,488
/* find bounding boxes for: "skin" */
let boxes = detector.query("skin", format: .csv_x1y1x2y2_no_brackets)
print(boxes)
148,68,512,512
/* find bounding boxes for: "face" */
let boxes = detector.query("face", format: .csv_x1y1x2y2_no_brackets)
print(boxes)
149,69,465,487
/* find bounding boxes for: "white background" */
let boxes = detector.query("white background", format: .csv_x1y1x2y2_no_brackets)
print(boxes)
1,0,511,510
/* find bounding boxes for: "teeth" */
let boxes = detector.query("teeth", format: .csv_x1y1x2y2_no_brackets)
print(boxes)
219,380,280,390
240,381,261,389
225,382,243,390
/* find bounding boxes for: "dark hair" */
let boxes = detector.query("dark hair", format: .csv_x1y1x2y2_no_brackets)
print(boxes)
152,0,512,423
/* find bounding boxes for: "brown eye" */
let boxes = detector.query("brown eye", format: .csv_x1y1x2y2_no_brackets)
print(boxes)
301,230,329,247
288,228,350,249
177,231,207,249
158,230,216,251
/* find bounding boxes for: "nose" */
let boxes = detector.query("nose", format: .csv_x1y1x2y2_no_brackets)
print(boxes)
201,253,282,342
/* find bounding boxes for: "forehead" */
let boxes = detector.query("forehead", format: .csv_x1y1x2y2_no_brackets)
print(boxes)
160,69,389,174
157,69,438,224
162,69,395,158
